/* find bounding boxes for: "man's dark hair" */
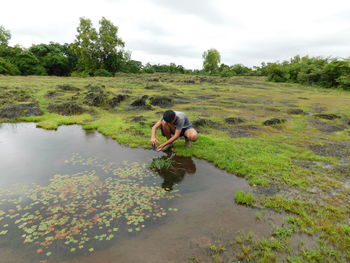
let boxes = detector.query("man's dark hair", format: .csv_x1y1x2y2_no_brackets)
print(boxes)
163,110,176,122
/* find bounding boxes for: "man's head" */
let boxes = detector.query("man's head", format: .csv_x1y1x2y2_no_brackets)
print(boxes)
163,110,176,123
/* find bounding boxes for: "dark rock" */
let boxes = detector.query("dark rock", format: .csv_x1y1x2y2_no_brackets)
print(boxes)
192,119,216,127
149,96,173,108
130,95,149,107
47,102,85,115
287,109,304,115
0,103,43,118
57,84,80,91
225,117,245,124
183,79,195,84
263,118,286,126
315,114,341,120
144,85,162,90
131,116,147,126
109,95,128,107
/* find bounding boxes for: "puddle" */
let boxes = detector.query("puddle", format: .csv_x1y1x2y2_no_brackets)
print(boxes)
0,123,281,263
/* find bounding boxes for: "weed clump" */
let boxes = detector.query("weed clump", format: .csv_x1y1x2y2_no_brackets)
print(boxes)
234,191,255,206
150,157,174,171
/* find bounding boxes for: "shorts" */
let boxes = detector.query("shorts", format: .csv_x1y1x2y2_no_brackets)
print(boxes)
161,125,193,138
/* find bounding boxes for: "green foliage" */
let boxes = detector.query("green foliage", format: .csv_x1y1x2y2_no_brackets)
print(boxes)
94,68,112,77
234,191,255,206
29,42,73,76
0,57,20,75
72,17,126,75
272,226,293,240
149,157,174,170
0,25,11,46
202,48,221,73
263,55,350,89
14,50,47,75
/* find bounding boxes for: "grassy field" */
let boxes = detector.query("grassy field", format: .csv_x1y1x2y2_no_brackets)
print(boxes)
0,74,349,262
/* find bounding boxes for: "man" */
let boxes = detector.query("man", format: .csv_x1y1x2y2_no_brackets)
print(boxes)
151,110,198,152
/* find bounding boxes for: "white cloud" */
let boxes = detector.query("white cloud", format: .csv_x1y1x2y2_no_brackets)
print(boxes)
2,0,350,69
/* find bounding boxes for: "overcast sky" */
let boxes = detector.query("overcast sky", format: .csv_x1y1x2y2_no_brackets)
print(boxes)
2,0,350,69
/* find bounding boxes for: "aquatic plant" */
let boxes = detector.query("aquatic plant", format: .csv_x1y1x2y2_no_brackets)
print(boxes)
234,191,255,206
149,156,174,171
0,155,180,260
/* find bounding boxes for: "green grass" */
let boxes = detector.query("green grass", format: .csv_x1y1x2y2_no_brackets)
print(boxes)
234,191,256,206
1,74,350,261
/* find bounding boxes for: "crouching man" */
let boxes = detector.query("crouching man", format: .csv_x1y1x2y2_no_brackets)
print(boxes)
151,110,198,152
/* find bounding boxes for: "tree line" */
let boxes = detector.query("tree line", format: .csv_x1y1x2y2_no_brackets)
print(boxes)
1,20,349,90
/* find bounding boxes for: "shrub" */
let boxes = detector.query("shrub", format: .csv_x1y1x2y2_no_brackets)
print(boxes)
94,68,112,77
0,57,20,75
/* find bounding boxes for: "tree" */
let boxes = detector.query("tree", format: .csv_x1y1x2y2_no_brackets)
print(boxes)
72,17,99,74
29,42,72,76
97,17,125,73
202,49,221,73
72,17,126,75
0,26,11,46
14,51,46,75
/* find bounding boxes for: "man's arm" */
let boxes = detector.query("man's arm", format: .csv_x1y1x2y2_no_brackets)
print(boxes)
151,120,162,146
157,129,181,151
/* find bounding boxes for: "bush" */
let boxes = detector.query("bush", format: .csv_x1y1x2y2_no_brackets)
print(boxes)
94,68,112,77
0,57,20,75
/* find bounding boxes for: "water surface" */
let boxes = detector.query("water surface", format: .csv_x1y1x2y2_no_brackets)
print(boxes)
0,123,280,263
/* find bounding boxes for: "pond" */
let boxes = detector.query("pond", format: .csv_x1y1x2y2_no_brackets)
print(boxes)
0,123,278,263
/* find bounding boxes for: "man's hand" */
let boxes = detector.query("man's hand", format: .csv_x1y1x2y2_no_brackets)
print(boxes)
150,137,158,146
156,144,165,152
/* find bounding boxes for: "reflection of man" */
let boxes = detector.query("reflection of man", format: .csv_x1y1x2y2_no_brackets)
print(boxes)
151,110,198,152
159,153,196,191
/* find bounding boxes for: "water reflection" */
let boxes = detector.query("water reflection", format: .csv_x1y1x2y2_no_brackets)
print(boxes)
157,151,196,191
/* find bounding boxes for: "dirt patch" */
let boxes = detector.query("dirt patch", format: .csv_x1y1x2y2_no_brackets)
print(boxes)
263,118,286,126
47,102,86,115
309,119,345,133
308,142,350,158
314,114,341,120
287,109,305,115
254,184,281,196
57,84,80,91
149,96,173,108
225,117,246,124
229,125,263,138
0,103,43,118
298,97,309,100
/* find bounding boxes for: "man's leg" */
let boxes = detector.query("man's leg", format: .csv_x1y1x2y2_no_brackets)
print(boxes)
161,121,175,139
184,128,198,146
